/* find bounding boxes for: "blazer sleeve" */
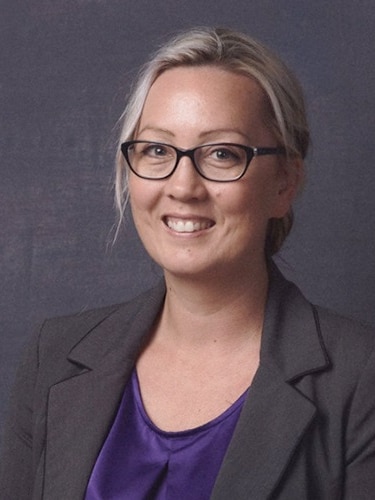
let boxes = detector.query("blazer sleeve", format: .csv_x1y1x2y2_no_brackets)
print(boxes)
0,325,42,500
344,343,375,499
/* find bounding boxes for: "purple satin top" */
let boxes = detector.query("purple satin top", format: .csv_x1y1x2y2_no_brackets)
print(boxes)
85,370,247,499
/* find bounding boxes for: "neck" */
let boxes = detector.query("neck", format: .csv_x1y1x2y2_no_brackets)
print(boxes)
159,258,269,350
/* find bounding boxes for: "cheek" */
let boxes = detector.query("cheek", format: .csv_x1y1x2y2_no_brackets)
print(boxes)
219,182,285,242
128,177,159,214
217,182,271,220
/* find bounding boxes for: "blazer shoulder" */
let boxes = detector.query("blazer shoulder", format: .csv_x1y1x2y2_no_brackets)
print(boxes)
313,304,375,370
314,304,374,343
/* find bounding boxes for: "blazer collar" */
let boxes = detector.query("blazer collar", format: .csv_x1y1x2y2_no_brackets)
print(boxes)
65,263,328,378
261,262,329,381
67,282,166,369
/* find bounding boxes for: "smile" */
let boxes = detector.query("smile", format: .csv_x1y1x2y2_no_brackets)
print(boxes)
164,217,214,233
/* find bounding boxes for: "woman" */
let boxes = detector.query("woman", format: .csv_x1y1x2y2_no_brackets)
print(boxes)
1,27,375,499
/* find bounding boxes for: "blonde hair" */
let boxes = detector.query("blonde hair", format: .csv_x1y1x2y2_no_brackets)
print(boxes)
115,27,309,254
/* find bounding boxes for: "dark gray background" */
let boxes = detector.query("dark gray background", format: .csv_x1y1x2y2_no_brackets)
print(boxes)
1,0,374,433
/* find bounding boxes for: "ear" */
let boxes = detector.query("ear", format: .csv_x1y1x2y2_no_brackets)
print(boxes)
271,156,304,218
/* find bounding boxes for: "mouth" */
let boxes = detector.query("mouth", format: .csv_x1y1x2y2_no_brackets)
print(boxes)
164,216,215,234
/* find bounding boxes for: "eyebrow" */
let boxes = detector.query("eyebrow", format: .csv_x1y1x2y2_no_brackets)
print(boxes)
136,126,250,142
136,126,175,138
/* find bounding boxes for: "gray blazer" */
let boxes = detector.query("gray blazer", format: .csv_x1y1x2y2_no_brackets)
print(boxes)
1,265,375,499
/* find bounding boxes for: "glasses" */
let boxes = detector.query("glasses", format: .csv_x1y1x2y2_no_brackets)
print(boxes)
121,141,286,182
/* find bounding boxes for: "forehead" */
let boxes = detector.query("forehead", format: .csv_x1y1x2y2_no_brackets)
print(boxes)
138,66,270,139
147,65,265,106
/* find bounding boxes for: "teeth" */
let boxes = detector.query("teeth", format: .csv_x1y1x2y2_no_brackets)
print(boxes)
166,218,211,233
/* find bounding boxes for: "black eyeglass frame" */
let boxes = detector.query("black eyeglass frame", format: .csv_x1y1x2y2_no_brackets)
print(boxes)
121,140,286,182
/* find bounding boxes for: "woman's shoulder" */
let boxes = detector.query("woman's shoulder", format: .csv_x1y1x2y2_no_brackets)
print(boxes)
38,281,166,353
13,281,166,396
272,262,375,354
313,303,375,369
270,262,375,375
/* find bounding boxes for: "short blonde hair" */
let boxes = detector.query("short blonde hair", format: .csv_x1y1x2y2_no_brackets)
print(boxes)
116,27,309,255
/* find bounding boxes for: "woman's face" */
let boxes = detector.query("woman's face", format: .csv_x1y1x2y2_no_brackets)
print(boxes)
128,66,298,281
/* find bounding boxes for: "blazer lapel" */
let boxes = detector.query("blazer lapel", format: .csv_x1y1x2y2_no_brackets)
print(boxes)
211,264,329,499
42,283,165,500
211,363,316,499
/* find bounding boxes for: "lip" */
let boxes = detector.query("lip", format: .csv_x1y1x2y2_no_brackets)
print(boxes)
163,215,215,234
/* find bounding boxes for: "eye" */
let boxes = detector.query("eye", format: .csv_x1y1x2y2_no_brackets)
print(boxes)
141,143,169,158
203,144,244,166
211,147,239,161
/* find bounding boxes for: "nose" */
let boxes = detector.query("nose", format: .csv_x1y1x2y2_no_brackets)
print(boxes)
165,155,208,201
